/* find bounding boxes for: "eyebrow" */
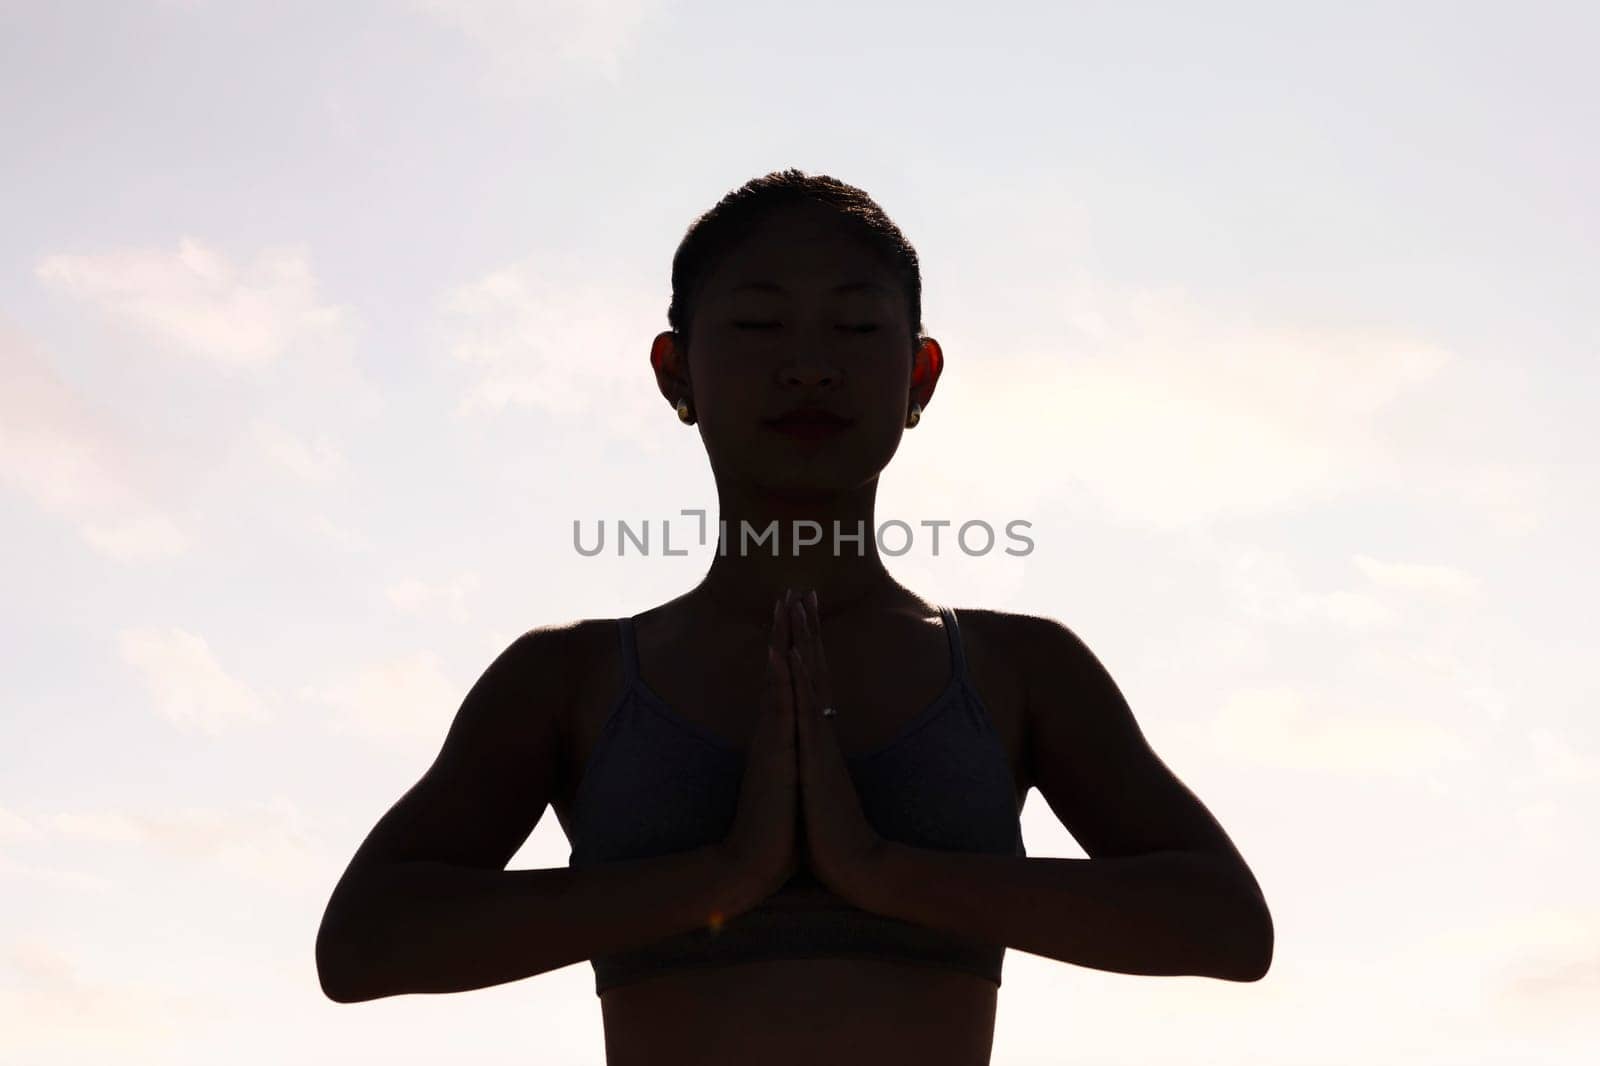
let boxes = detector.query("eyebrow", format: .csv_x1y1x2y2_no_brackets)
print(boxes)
730,281,892,296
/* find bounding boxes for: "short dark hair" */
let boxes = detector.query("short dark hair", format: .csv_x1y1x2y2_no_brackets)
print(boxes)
667,168,925,354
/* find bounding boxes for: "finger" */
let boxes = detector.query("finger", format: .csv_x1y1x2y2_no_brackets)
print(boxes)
788,645,814,713
814,651,835,720
791,647,812,760
772,594,793,654
773,594,796,688
769,645,795,717
803,593,826,681
777,588,794,651
794,595,832,714
789,596,810,663
806,589,820,660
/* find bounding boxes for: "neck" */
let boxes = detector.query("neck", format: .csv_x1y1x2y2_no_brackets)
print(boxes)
692,477,908,625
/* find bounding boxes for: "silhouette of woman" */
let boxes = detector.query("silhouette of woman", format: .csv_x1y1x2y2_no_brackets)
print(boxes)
316,168,1273,1065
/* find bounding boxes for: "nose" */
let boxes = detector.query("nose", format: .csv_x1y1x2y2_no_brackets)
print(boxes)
778,358,840,389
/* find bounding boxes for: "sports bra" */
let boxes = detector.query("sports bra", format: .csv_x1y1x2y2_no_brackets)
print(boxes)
564,605,1026,996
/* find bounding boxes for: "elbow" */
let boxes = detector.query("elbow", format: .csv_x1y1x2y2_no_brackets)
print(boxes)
1220,939,1272,982
1218,902,1274,982
316,930,365,1003
1205,861,1273,982
317,915,388,1004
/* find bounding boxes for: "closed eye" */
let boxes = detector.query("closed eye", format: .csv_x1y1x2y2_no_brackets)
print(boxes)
731,322,881,333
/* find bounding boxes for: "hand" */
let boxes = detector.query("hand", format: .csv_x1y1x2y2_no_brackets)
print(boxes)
788,589,889,905
716,595,803,916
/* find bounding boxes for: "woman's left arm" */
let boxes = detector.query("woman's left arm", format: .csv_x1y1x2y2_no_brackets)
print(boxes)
849,614,1274,983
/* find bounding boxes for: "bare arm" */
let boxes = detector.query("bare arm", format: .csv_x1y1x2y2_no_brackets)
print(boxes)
314,624,756,1002
854,613,1273,981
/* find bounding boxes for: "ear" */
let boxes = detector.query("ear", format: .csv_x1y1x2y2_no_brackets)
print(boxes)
909,336,943,413
650,331,692,408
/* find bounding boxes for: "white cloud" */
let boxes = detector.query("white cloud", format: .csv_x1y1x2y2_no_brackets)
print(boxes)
926,277,1545,536
411,0,666,92
1311,588,1396,629
247,416,346,482
1216,548,1481,634
933,279,1452,526
1448,460,1547,537
116,626,271,733
1209,684,1474,775
1498,950,1600,1028
299,512,372,553
45,796,327,894
386,572,480,623
1528,727,1600,784
0,856,114,895
1396,908,1600,1033
35,238,348,369
0,323,189,561
80,513,189,561
300,650,461,747
0,806,40,841
1225,546,1400,631
436,255,670,447
1352,554,1481,597
0,941,212,1057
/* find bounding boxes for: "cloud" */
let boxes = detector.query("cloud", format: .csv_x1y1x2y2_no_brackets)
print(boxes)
435,254,670,447
411,0,667,92
1208,684,1474,775
116,626,271,733
44,796,326,894
246,416,346,482
0,940,212,1056
0,323,189,561
1351,554,1481,597
36,238,348,369
1224,546,1398,631
386,572,480,623
1216,547,1485,636
928,277,1543,534
0,856,115,895
299,649,461,747
1527,727,1600,784
1498,951,1600,1026
299,512,372,553
1406,908,1600,1032
80,513,189,561
0,806,39,841
933,279,1450,525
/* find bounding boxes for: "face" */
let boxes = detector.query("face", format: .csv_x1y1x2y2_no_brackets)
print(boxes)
652,202,942,498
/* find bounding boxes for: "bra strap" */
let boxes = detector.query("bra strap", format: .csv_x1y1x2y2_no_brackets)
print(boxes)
937,605,969,681
616,616,640,687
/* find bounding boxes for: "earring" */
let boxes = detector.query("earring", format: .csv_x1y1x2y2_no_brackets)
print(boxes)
906,402,922,428
676,398,695,424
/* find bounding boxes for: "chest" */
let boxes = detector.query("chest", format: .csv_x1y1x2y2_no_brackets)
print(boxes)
554,614,1031,841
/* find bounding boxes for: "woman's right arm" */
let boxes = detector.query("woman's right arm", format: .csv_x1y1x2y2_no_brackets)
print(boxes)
314,623,759,1003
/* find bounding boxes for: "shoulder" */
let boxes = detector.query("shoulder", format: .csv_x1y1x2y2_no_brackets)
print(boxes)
946,606,1106,728
946,606,1083,678
507,615,619,667
491,617,626,743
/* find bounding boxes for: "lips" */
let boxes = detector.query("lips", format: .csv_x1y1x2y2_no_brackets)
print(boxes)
762,409,854,440
762,408,853,428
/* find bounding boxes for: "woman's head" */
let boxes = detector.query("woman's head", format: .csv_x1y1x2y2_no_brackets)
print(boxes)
667,169,925,356
651,169,944,498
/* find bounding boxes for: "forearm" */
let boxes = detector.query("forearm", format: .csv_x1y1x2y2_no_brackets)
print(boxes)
859,844,1273,981
317,843,755,1001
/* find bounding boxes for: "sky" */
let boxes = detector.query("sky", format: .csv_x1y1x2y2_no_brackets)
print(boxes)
1,1,1597,1062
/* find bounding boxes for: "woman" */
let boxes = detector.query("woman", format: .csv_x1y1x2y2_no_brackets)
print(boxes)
315,169,1274,1065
